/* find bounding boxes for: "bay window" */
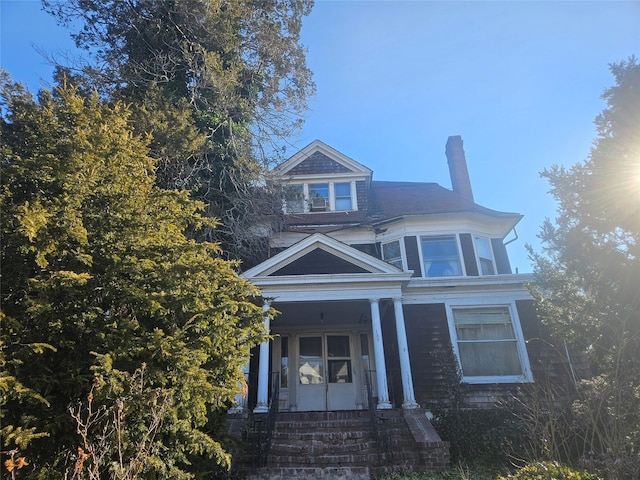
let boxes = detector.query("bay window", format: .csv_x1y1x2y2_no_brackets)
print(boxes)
421,235,462,277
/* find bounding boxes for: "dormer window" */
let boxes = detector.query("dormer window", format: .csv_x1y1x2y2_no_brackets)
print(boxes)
282,181,358,213
334,182,352,211
309,183,329,211
283,185,305,213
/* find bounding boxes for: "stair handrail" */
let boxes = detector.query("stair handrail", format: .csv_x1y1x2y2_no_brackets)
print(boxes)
364,369,393,465
249,371,280,468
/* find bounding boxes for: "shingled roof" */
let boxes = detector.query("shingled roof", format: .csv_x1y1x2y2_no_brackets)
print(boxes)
284,180,520,228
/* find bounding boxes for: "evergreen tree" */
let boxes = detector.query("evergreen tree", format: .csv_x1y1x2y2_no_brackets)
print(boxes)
528,57,640,478
43,0,316,265
1,75,269,478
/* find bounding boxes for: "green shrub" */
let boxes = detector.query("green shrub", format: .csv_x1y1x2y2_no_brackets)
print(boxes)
498,461,601,480
432,407,528,466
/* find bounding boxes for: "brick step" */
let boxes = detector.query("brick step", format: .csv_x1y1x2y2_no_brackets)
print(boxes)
268,452,380,468
272,429,372,440
243,466,371,480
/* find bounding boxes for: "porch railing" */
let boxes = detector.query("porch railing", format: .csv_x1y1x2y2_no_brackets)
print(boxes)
246,371,280,468
364,369,393,465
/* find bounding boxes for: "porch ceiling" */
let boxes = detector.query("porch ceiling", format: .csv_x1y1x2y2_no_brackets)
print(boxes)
271,300,373,328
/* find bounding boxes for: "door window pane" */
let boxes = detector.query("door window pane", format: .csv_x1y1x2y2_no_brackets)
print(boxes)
327,335,350,357
299,337,323,384
328,360,352,383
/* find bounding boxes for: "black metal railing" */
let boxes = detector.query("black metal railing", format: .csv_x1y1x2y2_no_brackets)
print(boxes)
364,370,393,465
246,371,280,468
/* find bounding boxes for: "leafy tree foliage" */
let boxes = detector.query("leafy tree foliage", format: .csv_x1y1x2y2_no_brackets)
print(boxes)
528,58,640,478
43,0,316,265
1,75,269,478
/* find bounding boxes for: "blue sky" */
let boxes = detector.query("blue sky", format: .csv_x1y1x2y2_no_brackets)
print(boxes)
2,0,639,272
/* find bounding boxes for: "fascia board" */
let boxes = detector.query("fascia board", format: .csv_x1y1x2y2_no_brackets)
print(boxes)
242,233,401,278
249,273,413,302
373,212,523,237
272,140,372,176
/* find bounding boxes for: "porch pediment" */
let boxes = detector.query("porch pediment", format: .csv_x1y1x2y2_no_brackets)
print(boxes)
242,233,402,279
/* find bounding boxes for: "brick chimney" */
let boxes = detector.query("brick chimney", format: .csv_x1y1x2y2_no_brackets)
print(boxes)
445,135,474,203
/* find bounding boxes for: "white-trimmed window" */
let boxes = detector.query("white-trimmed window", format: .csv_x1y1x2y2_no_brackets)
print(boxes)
309,183,329,211
382,240,403,269
421,235,462,277
283,185,305,213
448,305,532,383
334,182,352,211
475,236,496,275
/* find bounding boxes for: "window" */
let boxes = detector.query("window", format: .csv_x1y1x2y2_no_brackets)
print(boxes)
309,183,329,210
283,185,304,213
421,235,461,277
450,306,530,382
475,237,496,275
299,337,324,384
382,240,403,269
280,337,289,388
334,182,352,211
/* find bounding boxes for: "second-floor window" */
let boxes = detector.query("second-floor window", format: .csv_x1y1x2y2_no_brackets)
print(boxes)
382,240,403,269
421,235,462,277
475,236,496,275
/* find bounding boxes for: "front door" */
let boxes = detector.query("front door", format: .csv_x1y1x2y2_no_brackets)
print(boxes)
297,334,357,411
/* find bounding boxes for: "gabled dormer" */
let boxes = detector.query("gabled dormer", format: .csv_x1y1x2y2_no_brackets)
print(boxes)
271,140,372,214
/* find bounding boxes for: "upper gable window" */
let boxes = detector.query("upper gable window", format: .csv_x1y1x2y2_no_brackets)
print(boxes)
309,183,329,211
475,236,496,275
334,182,352,211
281,181,357,213
283,185,305,213
421,235,462,277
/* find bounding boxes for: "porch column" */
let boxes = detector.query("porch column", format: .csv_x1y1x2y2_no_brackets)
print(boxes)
254,302,271,413
228,359,250,414
369,299,392,409
393,298,419,409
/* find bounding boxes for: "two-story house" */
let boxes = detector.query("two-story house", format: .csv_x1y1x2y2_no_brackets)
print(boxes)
234,136,541,417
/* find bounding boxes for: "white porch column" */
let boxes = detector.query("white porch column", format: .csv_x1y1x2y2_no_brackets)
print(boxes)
369,299,392,409
254,302,271,413
228,359,250,414
393,298,419,409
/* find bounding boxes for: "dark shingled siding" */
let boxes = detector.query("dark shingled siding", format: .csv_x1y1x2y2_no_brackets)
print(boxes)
288,151,352,175
269,248,369,275
492,238,512,274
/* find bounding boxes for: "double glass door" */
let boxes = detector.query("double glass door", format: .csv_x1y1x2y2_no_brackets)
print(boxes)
297,334,357,411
